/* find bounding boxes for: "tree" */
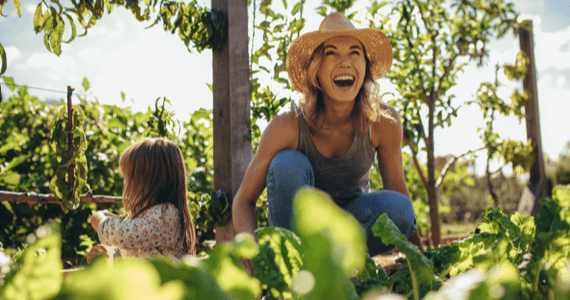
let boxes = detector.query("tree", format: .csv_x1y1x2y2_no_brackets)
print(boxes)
363,0,531,245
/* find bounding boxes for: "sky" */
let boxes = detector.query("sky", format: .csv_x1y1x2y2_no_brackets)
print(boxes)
1,0,569,174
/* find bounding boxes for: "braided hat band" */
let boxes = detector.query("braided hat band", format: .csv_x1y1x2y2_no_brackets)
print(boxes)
286,12,393,94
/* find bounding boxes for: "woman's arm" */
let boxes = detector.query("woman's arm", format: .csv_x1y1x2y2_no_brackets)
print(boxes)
232,109,299,242
372,106,425,252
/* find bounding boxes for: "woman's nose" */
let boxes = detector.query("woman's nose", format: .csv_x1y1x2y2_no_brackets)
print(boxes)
339,55,351,68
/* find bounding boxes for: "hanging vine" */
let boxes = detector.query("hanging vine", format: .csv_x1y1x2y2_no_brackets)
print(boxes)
49,88,89,212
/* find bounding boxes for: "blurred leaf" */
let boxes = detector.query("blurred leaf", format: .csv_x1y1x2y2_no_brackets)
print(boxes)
57,258,185,299
0,42,6,76
292,187,365,300
82,77,90,91
202,233,261,300
1,228,62,300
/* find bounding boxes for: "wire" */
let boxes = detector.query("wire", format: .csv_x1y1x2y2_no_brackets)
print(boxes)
0,81,100,98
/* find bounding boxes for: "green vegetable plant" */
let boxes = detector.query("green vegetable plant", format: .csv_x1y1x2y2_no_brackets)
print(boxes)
2,185,570,299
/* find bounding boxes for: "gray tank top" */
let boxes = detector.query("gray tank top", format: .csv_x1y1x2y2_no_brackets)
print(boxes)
292,101,376,206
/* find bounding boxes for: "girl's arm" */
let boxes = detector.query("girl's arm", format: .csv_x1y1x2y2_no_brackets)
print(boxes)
232,109,299,242
97,204,181,249
372,107,425,252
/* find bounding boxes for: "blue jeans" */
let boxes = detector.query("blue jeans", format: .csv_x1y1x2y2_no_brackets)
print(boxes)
266,149,417,256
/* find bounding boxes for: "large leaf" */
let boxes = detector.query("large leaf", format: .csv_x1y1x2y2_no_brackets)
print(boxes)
291,187,365,300
255,226,303,279
0,42,6,75
148,256,237,300
372,214,435,286
0,228,62,300
201,233,261,300
56,258,185,300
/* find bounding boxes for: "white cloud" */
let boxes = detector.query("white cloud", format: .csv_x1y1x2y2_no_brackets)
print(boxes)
115,19,127,30
555,75,567,88
4,46,21,65
25,3,37,14
25,53,76,73
77,47,106,63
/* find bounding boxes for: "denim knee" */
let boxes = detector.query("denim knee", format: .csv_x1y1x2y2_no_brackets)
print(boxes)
344,191,416,255
266,150,315,229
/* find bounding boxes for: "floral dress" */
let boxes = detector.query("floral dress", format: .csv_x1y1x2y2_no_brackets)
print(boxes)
98,202,188,259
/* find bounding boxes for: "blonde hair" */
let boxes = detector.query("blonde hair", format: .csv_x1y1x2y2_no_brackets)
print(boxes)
119,138,196,255
299,43,393,136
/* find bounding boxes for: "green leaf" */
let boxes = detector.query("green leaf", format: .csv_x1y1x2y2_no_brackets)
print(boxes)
463,176,475,187
1,171,20,185
33,3,44,33
254,226,304,291
372,214,436,297
291,187,365,300
202,233,262,299
468,261,520,300
6,155,28,170
0,42,7,75
0,229,62,300
509,212,535,251
63,13,77,43
293,187,366,275
148,256,236,300
291,2,303,15
1,76,15,91
58,258,185,299
82,77,90,91
13,0,21,17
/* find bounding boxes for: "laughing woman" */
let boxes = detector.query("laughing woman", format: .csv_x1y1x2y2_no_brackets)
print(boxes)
232,13,424,263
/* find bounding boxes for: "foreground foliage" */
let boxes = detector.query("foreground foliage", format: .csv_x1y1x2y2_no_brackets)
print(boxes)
1,185,569,300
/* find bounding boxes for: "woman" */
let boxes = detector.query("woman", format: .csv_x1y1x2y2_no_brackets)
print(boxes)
232,13,424,261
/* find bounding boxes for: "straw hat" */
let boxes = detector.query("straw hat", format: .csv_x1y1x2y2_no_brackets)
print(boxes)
286,12,393,94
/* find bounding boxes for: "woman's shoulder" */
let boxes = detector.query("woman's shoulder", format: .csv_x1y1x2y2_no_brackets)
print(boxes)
370,102,402,148
272,101,299,125
262,102,299,147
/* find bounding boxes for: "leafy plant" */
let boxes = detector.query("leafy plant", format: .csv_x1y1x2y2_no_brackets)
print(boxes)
49,99,89,212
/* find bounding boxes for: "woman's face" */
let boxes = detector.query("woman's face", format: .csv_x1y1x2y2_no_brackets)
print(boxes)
317,36,367,104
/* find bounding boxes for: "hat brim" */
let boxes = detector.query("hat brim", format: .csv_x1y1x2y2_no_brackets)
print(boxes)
286,28,393,94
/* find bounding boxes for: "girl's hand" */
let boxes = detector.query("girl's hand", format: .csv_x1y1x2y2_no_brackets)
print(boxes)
90,210,107,231
103,211,121,219
86,245,107,264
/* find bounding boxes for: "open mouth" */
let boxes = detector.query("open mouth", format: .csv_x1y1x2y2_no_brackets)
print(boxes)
333,75,355,87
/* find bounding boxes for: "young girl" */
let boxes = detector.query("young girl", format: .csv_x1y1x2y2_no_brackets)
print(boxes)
87,138,196,261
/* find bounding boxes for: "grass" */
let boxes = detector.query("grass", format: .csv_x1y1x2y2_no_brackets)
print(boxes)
441,221,478,236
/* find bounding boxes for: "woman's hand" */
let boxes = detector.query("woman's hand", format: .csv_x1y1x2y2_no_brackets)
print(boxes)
90,210,107,231
86,245,107,264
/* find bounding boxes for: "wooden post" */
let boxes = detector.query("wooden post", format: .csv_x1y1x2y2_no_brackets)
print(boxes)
212,0,251,245
517,20,549,216
66,86,75,200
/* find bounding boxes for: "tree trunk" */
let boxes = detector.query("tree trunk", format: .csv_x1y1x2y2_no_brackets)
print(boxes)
517,20,549,216
427,94,441,246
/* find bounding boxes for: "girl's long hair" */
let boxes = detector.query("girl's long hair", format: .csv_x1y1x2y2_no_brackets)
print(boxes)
299,44,393,136
119,138,196,255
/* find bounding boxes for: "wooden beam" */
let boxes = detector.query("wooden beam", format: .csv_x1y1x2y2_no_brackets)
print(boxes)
0,191,122,205
517,20,549,216
212,0,252,245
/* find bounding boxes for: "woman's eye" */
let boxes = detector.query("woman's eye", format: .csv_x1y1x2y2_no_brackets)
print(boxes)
351,51,360,56
325,51,335,56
